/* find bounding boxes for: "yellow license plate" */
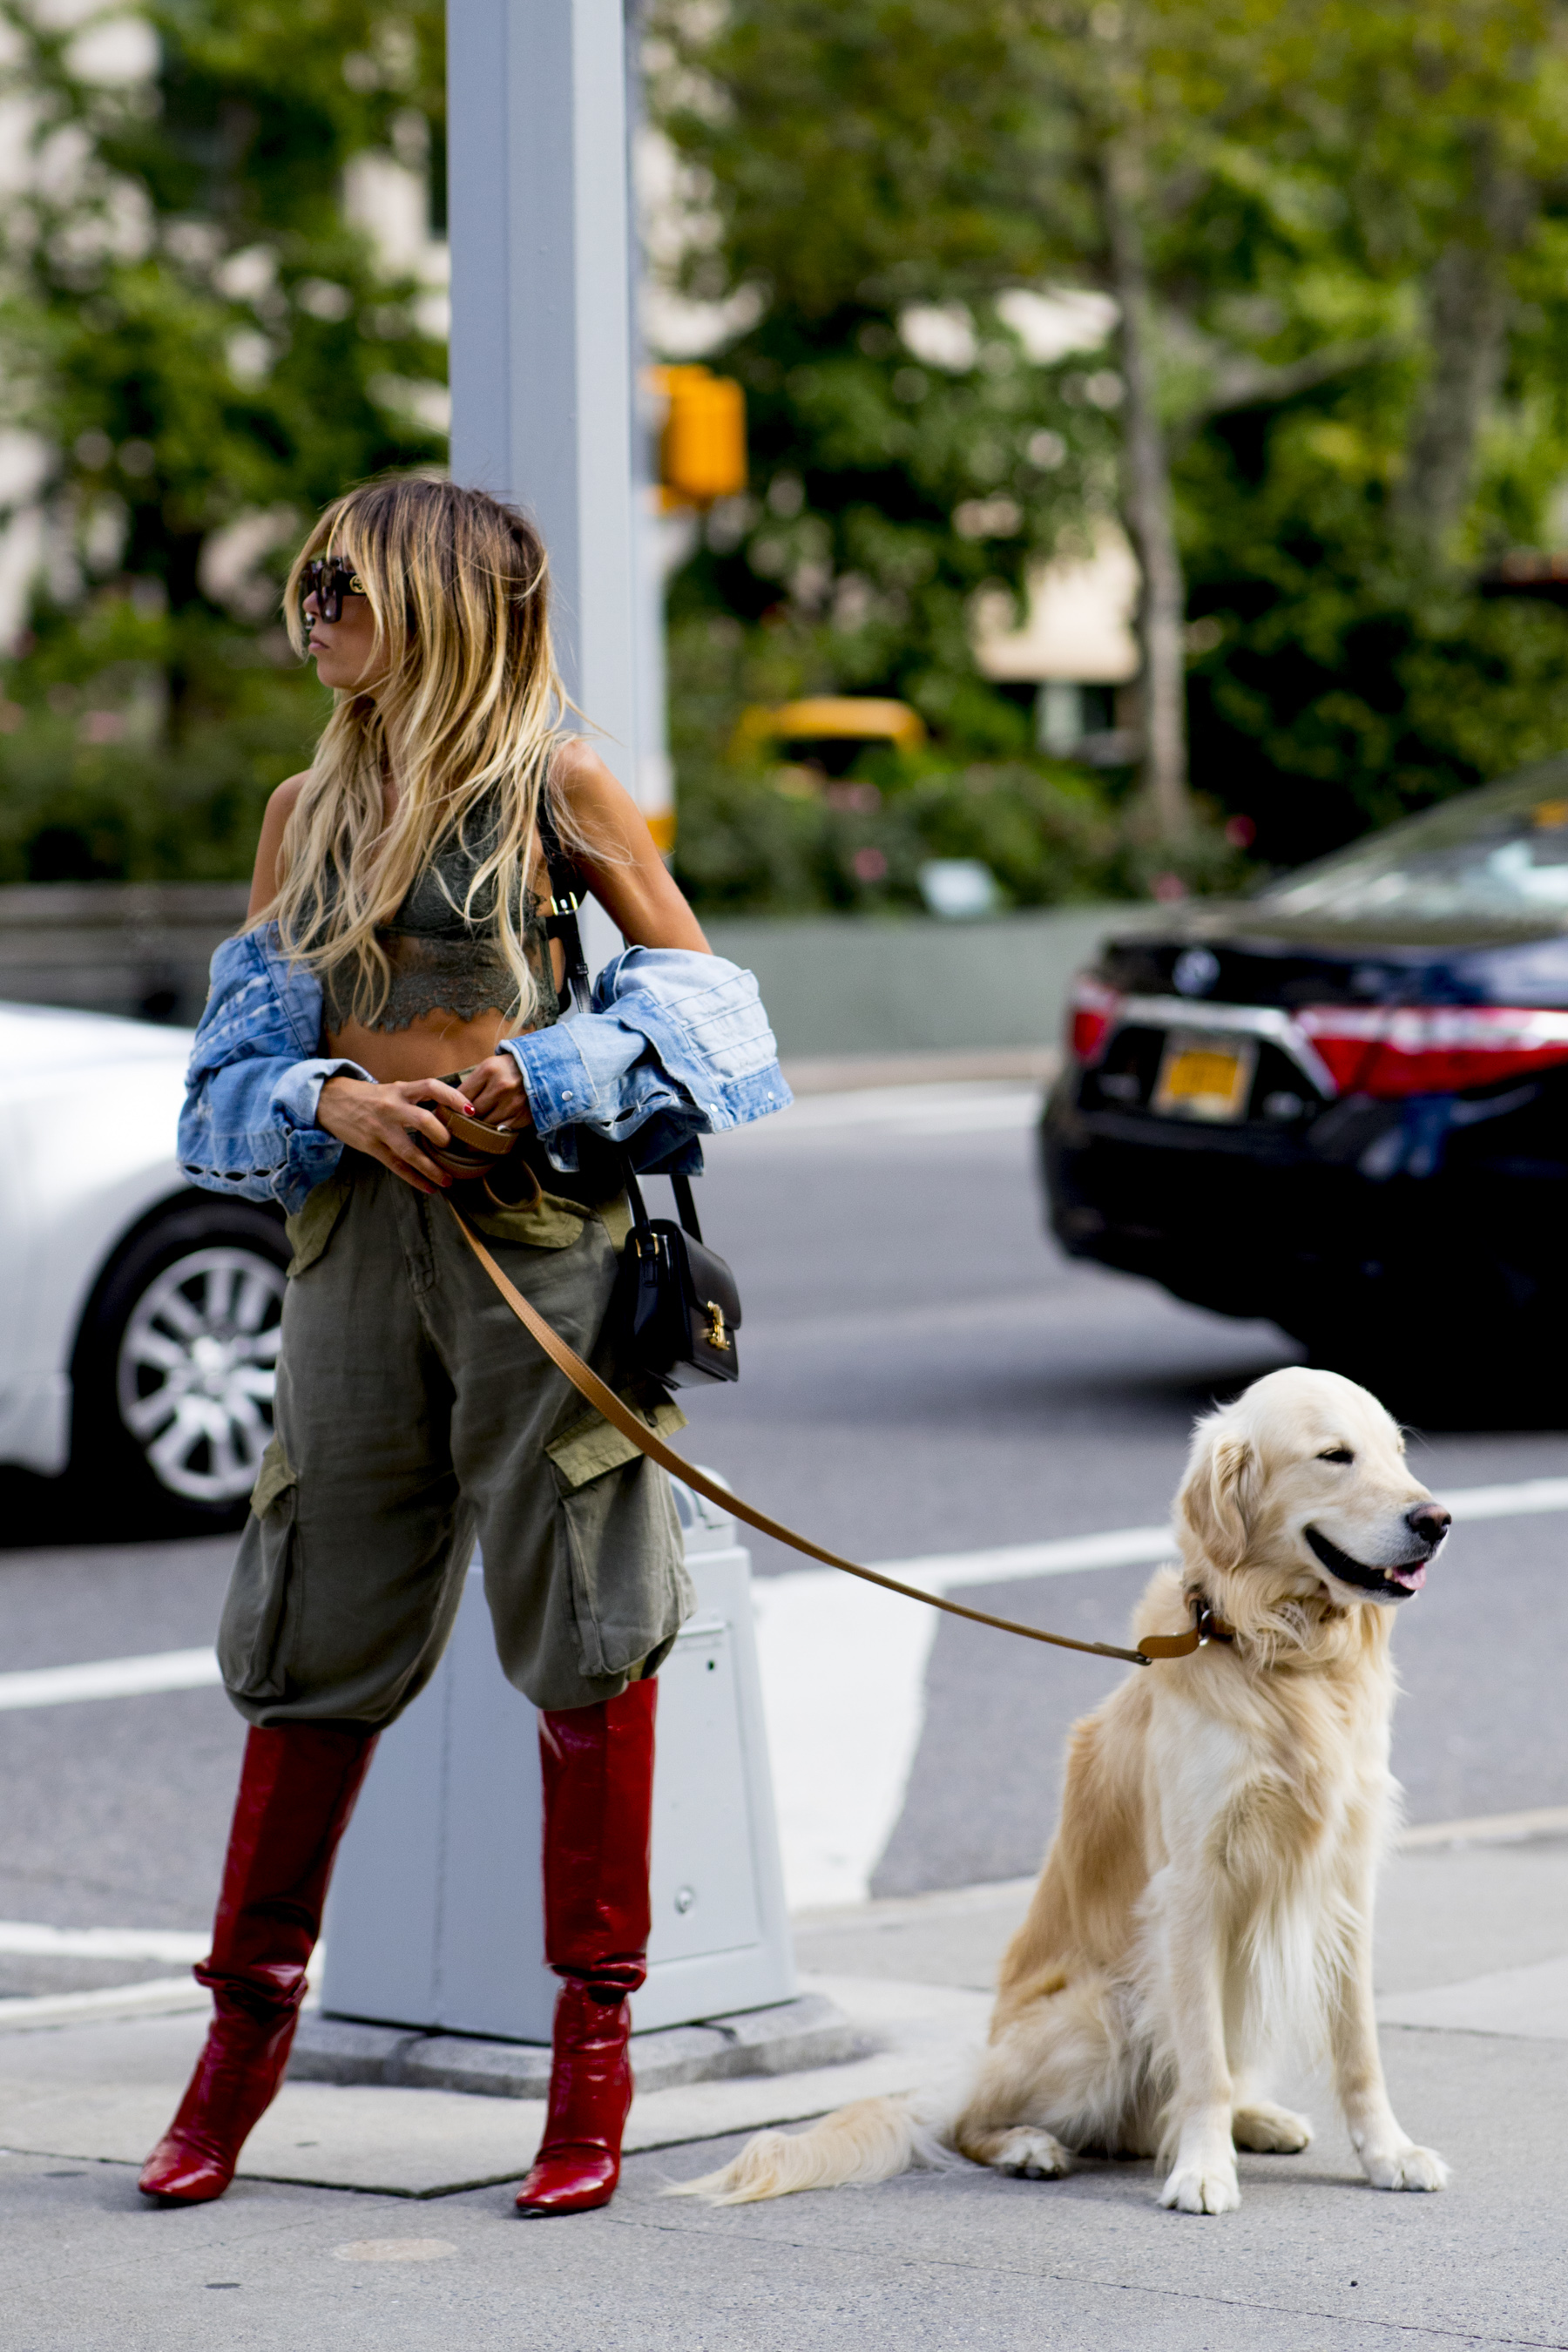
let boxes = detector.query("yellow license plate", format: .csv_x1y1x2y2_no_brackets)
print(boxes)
1152,1032,1257,1122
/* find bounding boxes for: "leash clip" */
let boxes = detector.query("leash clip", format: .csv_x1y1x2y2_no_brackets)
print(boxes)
1193,1595,1233,1647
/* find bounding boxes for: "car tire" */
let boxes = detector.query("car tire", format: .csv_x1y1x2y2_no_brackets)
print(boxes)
71,1197,290,1538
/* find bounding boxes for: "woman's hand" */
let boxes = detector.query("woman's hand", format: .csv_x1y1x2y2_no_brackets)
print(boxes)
463,1051,534,1129
316,1074,474,1196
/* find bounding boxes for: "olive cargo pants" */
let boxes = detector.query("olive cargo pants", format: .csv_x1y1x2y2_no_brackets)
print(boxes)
218,1154,693,1725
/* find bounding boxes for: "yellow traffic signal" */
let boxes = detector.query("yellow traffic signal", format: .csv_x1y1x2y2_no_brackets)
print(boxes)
651,365,747,506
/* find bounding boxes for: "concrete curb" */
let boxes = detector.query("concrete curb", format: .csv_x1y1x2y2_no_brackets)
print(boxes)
288,1991,863,2099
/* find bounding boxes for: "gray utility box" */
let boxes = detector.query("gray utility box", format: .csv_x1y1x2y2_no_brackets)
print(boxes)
319,1479,796,2041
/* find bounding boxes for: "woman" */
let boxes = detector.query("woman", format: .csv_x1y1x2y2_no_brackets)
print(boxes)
141,474,787,2215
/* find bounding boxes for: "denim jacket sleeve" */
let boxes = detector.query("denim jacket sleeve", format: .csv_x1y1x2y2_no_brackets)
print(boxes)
179,930,791,1207
500,945,792,1173
178,926,369,1213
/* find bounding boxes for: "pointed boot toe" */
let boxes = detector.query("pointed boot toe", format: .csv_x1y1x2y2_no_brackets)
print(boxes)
139,2129,236,2205
514,2146,620,2215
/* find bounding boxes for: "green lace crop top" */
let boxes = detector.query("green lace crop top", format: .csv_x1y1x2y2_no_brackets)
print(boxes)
321,807,561,1036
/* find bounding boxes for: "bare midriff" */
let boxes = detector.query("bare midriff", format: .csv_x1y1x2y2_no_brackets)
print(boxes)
324,1004,517,1085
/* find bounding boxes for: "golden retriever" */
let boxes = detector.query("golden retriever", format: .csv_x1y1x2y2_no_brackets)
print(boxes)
679,1366,1451,2215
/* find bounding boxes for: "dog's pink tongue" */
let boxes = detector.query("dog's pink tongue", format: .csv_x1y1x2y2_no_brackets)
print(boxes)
1388,1561,1427,1591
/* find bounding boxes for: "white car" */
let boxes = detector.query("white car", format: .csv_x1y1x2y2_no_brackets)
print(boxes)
0,1000,287,1531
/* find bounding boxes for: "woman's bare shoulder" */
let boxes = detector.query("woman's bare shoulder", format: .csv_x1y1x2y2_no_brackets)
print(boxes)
248,771,313,919
547,733,605,795
268,770,313,815
547,734,642,831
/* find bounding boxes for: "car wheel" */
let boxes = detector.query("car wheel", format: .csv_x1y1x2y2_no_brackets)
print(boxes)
72,1198,289,1536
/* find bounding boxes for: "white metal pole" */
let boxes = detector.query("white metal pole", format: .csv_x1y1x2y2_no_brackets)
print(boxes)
624,2,675,848
446,0,669,974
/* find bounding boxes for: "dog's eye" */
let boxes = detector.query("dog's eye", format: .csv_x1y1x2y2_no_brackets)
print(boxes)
1318,1447,1355,1464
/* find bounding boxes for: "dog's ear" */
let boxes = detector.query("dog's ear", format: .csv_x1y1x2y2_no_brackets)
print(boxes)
1179,1426,1255,1571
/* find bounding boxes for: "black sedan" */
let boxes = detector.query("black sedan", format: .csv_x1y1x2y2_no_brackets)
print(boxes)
1042,760,1568,1409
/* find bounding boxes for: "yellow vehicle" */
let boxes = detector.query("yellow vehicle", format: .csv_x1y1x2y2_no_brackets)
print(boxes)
730,698,926,781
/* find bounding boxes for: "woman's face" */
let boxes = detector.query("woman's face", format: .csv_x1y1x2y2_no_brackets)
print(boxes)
303,554,383,693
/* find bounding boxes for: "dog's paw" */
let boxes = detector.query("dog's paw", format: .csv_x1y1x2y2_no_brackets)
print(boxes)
1159,2159,1240,2214
1232,2100,1313,2154
990,2127,1072,2180
1362,2141,1450,2193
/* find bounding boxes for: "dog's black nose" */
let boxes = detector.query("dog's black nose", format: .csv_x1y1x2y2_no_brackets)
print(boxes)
1406,1503,1451,1550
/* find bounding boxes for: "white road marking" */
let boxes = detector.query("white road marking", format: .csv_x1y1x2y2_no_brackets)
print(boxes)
875,1524,1176,1592
0,1647,221,1713
752,1570,940,1916
0,1471,1558,1720
1435,1474,1568,1520
0,1472,1562,1913
755,1472,1568,1909
0,1921,206,1962
727,1081,1042,1142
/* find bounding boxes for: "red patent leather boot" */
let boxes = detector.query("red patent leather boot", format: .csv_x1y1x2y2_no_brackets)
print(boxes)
515,1678,657,2217
139,1723,376,2205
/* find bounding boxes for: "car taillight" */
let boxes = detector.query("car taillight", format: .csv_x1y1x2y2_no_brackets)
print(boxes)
1067,975,1122,1065
1296,1004,1568,1098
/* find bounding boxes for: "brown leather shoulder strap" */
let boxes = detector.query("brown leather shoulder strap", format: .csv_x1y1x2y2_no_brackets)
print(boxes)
447,1202,1179,1671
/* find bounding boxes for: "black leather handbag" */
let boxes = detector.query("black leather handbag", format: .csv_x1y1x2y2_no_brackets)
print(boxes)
533,786,742,1389
615,1167,741,1388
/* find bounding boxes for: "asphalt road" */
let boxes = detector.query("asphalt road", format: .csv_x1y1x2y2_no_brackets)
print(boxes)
4,1080,1568,1988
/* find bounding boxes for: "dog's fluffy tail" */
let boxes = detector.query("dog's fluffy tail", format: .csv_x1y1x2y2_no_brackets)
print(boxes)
667,2094,949,2204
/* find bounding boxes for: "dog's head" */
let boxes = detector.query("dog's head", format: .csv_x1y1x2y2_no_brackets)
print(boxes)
1177,1367,1450,1614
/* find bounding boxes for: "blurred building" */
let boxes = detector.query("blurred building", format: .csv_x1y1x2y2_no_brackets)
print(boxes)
973,521,1141,765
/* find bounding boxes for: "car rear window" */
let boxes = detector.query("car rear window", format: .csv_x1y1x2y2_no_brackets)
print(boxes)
1261,767,1568,925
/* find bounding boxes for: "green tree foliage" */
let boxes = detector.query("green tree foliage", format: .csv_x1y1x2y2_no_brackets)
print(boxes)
666,308,1119,750
651,0,1179,908
0,0,447,881
650,1,1094,739
1177,0,1568,862
655,0,1568,890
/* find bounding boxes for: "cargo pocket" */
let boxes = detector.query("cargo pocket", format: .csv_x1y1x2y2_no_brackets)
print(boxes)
470,1189,595,1250
284,1173,351,1276
544,1389,688,1490
218,1438,298,1701
547,1402,692,1682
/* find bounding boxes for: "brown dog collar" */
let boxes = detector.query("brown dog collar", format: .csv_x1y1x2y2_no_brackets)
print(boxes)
1137,1590,1237,1661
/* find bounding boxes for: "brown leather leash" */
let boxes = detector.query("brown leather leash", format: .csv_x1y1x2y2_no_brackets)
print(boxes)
447,1202,1218,1670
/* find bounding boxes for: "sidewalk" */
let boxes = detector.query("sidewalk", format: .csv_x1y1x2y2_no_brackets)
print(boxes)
3,1830,1568,2349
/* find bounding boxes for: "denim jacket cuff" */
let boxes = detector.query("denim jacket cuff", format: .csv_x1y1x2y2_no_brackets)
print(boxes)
271,1057,374,1133
498,1027,596,1138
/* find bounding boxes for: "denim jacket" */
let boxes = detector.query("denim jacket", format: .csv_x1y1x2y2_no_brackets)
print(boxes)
178,923,791,1213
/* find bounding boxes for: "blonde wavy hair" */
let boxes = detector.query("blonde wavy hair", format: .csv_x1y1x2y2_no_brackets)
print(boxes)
267,472,583,1029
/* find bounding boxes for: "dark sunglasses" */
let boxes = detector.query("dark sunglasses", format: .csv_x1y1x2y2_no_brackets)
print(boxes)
301,556,365,624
